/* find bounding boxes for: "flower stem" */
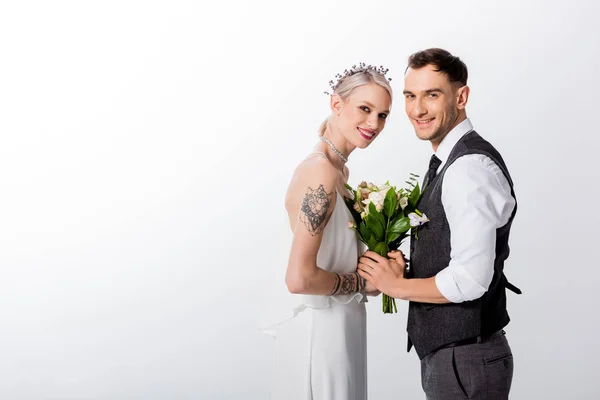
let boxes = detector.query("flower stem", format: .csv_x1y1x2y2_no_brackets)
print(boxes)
382,293,397,314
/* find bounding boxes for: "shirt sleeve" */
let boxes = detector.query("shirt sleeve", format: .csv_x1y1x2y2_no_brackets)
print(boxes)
434,154,516,303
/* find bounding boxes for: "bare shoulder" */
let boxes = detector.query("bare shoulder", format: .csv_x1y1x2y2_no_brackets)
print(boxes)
286,156,338,203
296,154,339,180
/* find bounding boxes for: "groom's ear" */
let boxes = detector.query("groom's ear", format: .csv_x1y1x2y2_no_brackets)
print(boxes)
330,94,343,115
456,85,470,110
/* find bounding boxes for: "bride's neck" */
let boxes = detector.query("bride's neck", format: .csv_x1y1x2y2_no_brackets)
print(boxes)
320,129,354,171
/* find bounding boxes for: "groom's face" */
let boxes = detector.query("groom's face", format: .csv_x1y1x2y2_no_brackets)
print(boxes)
403,65,460,145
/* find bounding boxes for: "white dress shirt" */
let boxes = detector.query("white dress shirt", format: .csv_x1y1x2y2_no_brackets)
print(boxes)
432,118,516,303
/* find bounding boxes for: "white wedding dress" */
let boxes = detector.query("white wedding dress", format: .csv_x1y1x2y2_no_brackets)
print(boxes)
259,180,368,399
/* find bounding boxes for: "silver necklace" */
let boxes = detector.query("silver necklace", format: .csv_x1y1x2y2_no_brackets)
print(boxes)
319,136,348,163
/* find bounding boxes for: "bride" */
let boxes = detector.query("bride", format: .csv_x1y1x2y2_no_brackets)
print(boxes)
260,64,393,399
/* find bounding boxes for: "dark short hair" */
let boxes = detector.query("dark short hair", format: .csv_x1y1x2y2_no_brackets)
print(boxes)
407,48,468,86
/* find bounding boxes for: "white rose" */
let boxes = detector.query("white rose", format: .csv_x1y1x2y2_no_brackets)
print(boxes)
367,191,385,209
400,197,409,210
379,185,391,196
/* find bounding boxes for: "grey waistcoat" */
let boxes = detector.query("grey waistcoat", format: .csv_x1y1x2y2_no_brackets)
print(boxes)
407,130,521,359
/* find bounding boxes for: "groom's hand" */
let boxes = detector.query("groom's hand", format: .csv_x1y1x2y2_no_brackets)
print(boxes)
357,251,407,298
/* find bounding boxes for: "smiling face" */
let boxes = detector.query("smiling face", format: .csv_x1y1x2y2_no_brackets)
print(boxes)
333,83,392,149
403,64,469,148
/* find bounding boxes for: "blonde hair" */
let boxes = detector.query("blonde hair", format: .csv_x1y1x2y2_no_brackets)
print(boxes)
319,70,393,136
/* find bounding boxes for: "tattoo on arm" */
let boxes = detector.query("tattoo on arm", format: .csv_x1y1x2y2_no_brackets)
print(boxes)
299,184,334,236
329,273,341,295
329,272,366,295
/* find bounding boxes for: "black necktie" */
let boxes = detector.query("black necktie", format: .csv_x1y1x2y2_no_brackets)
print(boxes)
424,154,442,189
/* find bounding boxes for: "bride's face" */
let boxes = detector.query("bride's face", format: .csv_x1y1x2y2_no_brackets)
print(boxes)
334,84,391,149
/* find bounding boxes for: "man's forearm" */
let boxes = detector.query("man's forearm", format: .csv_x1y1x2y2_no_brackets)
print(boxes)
393,276,450,304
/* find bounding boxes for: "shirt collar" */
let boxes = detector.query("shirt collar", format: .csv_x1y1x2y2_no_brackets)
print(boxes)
435,118,473,165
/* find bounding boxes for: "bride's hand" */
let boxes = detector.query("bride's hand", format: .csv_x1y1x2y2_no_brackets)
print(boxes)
364,279,380,297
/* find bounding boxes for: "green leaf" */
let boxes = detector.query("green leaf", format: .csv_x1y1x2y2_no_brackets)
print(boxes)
388,216,411,235
389,210,405,236
386,231,402,244
409,181,421,209
387,232,400,244
367,213,384,241
387,232,408,251
368,202,386,229
387,231,409,245
359,223,371,241
368,201,377,216
344,183,354,192
383,188,398,218
367,235,378,250
374,241,389,257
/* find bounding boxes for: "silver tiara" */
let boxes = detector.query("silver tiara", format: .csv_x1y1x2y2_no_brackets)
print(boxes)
324,62,391,96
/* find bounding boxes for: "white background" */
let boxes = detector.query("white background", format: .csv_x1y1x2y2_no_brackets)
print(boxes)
1,0,599,398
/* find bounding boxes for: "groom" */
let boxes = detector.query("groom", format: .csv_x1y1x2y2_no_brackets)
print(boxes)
358,48,521,399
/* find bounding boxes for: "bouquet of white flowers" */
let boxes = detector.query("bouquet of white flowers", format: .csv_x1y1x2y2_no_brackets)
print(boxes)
344,175,429,313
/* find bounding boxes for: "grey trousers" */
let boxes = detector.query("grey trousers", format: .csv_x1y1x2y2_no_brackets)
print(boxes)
420,330,514,400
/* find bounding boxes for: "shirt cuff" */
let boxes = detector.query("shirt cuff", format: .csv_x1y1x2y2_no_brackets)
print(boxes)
435,267,466,303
